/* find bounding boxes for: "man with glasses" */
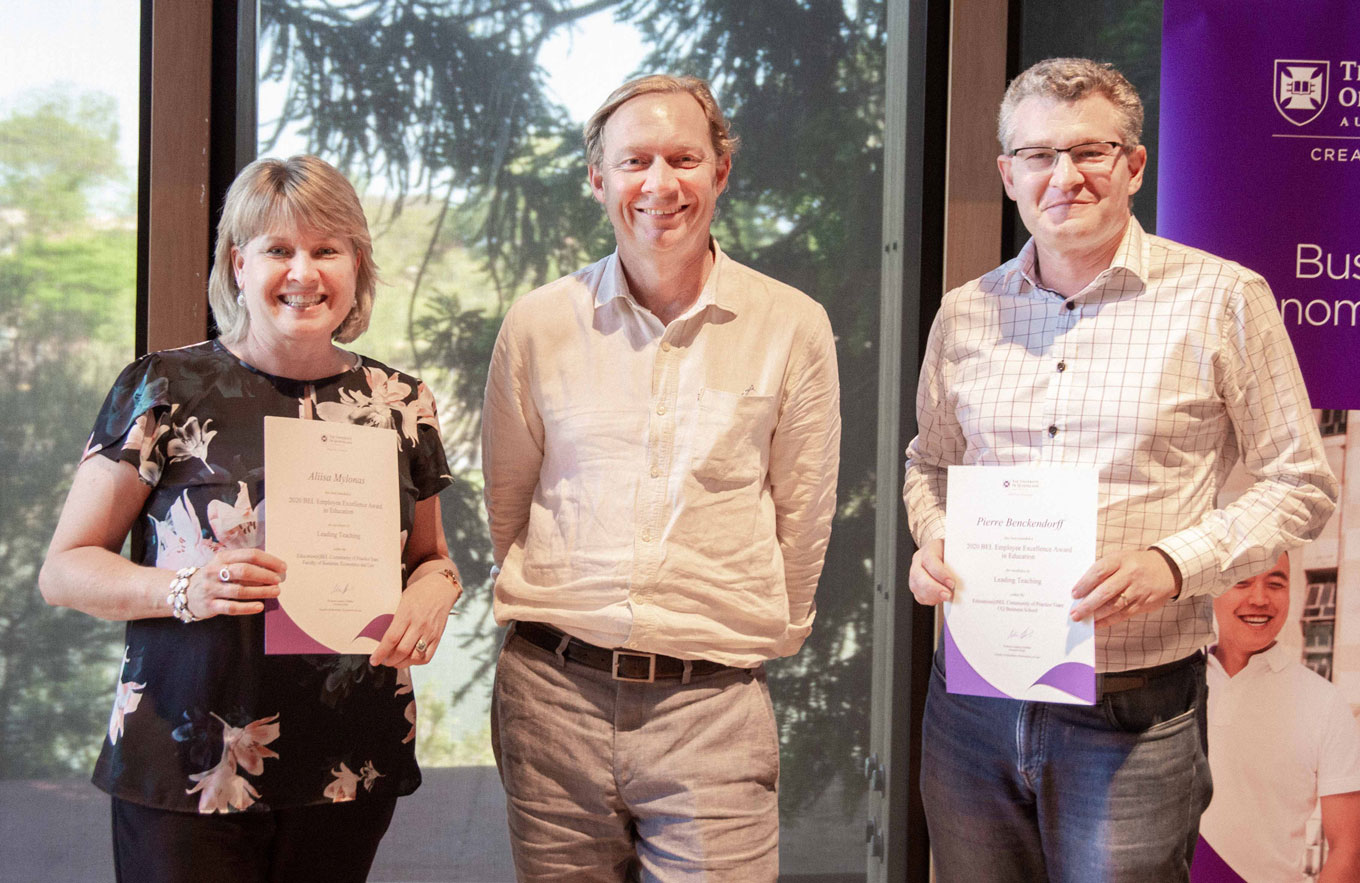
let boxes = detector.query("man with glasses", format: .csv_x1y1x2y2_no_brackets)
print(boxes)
903,57,1337,880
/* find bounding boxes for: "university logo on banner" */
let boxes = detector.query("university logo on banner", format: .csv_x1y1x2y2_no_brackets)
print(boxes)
1274,60,1329,126
1162,3,1359,408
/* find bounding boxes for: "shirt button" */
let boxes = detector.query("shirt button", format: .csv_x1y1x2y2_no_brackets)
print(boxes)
656,403,667,415
1057,361,1066,372
1064,301,1076,311
641,530,652,542
650,466,661,478
1047,424,1058,437
660,341,672,352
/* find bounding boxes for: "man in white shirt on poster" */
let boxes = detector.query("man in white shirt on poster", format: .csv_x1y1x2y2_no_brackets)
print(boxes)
1194,551,1360,883
481,74,840,882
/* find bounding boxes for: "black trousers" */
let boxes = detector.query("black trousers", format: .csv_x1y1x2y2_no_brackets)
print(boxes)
111,795,398,883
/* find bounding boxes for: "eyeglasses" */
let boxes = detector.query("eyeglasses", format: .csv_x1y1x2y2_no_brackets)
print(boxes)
1008,141,1125,173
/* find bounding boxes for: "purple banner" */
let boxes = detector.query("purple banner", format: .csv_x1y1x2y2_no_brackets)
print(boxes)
1159,0,1360,408
1190,837,1249,883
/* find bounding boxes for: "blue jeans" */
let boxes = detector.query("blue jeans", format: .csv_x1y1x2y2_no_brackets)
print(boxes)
921,648,1212,882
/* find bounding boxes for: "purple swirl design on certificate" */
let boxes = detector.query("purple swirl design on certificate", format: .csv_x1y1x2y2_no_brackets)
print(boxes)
942,619,1009,699
943,618,1095,703
264,598,338,654
355,613,394,642
1030,661,1096,704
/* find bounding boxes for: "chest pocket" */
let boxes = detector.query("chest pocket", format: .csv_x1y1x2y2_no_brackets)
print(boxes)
688,388,777,487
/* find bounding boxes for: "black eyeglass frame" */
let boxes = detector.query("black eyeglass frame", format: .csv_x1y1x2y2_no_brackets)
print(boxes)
1006,141,1127,161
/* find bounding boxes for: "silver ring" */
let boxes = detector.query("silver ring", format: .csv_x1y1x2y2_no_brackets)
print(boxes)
219,567,231,583
415,639,429,654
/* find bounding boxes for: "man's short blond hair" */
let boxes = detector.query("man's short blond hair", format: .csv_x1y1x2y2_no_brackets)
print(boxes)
584,74,739,168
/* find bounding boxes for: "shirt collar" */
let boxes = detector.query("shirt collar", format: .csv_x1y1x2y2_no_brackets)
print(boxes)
1255,640,1293,674
1105,216,1149,285
594,238,736,317
1207,640,1293,677
1014,218,1149,301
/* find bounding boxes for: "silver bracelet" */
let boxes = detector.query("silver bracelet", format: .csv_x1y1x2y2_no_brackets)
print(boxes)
167,566,199,623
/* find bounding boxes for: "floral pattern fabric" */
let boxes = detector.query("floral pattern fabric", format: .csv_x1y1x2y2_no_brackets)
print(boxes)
87,341,451,814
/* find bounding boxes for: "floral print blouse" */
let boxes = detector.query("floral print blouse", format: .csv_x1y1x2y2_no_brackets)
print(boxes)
85,341,451,814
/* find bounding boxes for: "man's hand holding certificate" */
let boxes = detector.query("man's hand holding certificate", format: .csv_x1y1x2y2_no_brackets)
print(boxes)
942,466,1098,704
264,416,402,654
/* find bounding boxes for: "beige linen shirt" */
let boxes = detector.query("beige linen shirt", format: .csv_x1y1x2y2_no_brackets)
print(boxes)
903,219,1337,671
483,241,840,667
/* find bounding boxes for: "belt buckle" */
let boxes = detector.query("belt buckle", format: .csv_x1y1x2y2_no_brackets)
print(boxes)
612,650,657,683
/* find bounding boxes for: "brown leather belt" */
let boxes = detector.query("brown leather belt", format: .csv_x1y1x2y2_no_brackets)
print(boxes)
511,620,743,683
1096,651,1203,696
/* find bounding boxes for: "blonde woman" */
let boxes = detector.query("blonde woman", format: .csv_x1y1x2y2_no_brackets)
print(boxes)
41,155,460,882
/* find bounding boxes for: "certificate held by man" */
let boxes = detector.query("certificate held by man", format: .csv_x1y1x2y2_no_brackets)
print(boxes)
942,465,1098,704
264,416,401,654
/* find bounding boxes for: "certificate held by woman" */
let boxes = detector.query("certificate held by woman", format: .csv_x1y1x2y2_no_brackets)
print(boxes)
264,415,401,654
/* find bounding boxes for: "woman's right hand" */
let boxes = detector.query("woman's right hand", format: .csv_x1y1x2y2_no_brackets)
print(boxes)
181,550,287,620
41,456,286,622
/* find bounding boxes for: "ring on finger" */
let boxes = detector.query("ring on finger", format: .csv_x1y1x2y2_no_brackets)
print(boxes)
219,566,231,583
1116,591,1132,608
415,638,429,654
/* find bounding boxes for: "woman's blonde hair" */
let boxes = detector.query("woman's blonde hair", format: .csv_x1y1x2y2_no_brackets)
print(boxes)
208,155,377,344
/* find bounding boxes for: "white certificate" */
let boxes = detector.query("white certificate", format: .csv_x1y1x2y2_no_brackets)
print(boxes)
942,465,1098,704
263,416,401,654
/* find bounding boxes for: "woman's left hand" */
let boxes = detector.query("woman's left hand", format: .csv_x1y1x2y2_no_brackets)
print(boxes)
369,563,461,668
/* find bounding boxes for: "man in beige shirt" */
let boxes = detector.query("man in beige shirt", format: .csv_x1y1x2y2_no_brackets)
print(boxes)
482,74,840,881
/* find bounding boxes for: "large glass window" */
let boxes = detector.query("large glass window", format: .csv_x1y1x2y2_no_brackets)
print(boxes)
0,2,140,879
259,2,883,878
